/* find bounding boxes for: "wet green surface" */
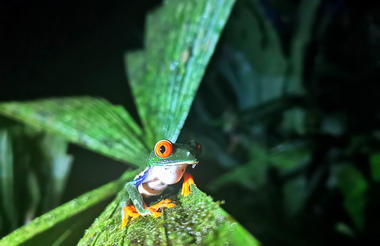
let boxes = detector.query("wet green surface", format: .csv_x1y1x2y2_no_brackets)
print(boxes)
0,0,260,244
78,186,259,246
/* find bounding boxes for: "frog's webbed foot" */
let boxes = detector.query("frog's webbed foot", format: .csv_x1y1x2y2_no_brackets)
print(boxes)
121,204,140,229
121,199,176,229
181,172,196,196
147,199,176,218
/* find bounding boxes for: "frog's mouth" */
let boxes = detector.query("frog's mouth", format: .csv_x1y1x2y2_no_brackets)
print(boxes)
166,160,199,167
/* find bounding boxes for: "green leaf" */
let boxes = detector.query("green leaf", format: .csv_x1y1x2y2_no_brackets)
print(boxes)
287,0,320,95
210,141,310,191
222,0,287,109
370,153,380,182
280,108,307,135
336,164,368,230
0,124,74,236
0,130,17,230
78,186,259,246
0,170,139,246
221,0,320,110
39,134,73,211
334,222,355,238
0,97,149,166
269,141,310,172
209,143,269,191
0,0,259,244
127,0,235,146
283,176,307,217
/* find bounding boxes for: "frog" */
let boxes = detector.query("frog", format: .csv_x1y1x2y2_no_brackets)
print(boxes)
120,139,201,228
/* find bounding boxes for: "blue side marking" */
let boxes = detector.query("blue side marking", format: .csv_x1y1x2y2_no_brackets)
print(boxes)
131,169,149,186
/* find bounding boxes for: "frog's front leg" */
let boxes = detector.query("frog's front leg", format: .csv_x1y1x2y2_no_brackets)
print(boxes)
125,182,151,215
181,172,196,196
120,182,151,229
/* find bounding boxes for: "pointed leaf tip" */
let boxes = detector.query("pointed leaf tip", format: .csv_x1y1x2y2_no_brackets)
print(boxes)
127,0,235,146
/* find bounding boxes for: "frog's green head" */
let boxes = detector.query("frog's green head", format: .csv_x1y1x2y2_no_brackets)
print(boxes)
147,139,201,167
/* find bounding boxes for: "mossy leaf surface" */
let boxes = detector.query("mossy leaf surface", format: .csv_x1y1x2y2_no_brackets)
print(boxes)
78,186,259,246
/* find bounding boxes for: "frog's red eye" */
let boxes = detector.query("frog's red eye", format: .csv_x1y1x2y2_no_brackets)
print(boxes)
154,140,173,158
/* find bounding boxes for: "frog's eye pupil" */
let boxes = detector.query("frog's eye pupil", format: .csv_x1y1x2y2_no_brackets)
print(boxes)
160,146,166,154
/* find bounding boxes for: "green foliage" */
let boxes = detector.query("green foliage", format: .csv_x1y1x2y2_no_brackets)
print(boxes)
0,0,260,245
0,129,16,231
0,124,73,237
127,0,235,147
2,0,379,244
336,164,368,230
0,97,148,166
183,0,380,244
0,171,138,246
78,186,258,246
221,0,319,110
210,142,310,192
370,153,380,182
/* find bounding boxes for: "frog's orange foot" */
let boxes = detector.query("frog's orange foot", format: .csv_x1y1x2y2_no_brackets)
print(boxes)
181,172,196,196
147,199,176,218
121,205,141,229
121,200,176,228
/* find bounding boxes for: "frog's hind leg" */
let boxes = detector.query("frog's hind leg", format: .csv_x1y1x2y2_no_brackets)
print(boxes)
146,199,176,217
181,172,196,196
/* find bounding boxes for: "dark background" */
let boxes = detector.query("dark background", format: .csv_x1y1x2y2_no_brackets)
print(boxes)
1,0,380,245
1,0,161,200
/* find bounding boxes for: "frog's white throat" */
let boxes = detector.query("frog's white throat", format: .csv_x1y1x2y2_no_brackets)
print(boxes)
138,163,194,197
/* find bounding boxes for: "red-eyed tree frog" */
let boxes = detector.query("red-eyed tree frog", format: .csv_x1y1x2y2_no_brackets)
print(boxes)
120,139,201,228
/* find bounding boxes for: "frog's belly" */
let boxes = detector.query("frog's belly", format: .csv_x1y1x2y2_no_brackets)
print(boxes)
138,164,187,197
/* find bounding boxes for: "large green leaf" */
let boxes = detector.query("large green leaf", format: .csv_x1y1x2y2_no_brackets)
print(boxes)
0,130,17,231
127,0,235,146
220,0,320,110
370,153,380,182
78,186,259,246
0,170,139,246
0,125,73,236
336,164,368,230
0,97,148,166
38,134,73,212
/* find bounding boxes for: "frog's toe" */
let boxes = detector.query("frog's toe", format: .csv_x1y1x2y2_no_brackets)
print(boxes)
150,199,176,210
147,208,163,218
147,199,176,217
121,205,140,229
121,215,129,229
